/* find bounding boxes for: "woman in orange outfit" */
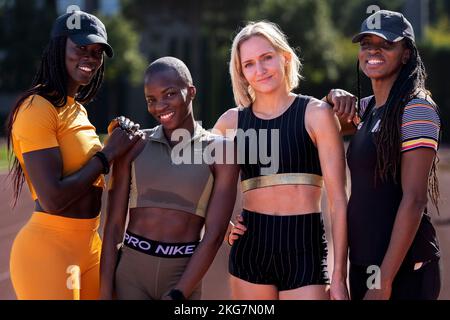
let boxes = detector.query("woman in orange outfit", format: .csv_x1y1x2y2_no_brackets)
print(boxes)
6,10,140,300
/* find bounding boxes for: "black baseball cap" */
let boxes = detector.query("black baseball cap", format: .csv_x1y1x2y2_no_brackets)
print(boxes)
51,10,114,58
352,10,415,44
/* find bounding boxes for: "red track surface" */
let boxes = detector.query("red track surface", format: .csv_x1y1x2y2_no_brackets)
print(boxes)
1,165,449,300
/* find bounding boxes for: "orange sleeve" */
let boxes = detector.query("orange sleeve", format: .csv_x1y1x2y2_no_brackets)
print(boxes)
13,95,59,153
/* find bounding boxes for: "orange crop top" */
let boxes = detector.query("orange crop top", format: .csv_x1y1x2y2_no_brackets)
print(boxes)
11,95,105,200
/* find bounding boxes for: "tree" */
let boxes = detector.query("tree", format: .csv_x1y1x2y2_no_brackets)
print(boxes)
81,12,146,132
120,0,247,127
326,0,405,36
0,1,146,132
245,0,342,96
430,0,450,23
0,0,57,91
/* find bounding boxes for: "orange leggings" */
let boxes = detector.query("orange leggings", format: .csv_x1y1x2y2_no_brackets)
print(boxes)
10,212,101,300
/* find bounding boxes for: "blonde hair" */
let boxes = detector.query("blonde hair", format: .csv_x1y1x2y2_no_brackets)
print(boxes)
229,21,302,107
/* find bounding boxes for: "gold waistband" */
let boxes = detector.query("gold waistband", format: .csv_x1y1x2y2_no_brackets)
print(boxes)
241,173,323,192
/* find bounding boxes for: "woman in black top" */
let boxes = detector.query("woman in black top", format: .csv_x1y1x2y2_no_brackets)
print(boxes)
215,21,349,300
329,10,441,300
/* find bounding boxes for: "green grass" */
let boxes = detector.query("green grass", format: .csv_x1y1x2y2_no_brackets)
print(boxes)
0,143,10,171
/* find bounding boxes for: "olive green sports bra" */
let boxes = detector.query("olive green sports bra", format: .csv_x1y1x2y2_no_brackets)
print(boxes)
129,124,215,218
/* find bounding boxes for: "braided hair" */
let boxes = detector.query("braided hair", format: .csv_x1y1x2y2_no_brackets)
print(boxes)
5,36,105,206
357,38,440,213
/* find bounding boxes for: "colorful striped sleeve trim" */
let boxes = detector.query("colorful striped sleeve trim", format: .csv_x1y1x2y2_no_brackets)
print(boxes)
401,99,440,153
402,138,438,152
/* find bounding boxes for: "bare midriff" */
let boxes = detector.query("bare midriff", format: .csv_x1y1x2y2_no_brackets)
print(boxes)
242,184,322,215
34,185,103,219
128,207,205,243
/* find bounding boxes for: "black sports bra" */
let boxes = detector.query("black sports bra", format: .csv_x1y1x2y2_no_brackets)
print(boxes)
236,95,322,192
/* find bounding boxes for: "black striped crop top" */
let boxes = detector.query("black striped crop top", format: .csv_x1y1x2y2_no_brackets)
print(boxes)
236,95,322,191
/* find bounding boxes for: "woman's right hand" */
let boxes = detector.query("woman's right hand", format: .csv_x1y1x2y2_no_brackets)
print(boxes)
227,215,247,246
330,277,350,300
326,89,357,123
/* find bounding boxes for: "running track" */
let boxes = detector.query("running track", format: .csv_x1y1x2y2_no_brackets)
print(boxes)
1,160,449,299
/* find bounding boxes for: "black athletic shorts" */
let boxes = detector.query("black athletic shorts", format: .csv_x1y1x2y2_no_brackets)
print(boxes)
229,210,329,291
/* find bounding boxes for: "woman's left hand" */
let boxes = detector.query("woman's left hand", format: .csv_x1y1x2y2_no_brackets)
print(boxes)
330,278,350,300
108,116,144,138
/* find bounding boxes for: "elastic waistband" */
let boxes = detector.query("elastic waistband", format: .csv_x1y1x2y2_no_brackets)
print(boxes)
123,230,199,258
29,212,100,231
241,173,323,192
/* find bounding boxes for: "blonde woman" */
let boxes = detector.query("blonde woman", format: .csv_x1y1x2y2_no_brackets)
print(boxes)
214,21,349,300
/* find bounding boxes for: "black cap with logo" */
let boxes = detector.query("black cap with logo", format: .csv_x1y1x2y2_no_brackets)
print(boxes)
352,10,415,44
51,10,114,58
